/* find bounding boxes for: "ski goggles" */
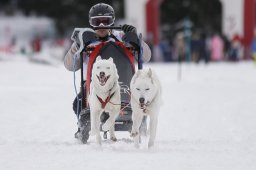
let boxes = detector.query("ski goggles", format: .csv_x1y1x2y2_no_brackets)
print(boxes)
89,16,115,27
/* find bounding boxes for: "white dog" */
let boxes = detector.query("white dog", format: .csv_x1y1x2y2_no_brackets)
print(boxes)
89,56,121,145
130,68,162,148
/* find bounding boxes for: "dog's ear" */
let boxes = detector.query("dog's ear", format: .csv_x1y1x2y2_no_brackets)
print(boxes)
147,68,154,84
96,56,102,61
147,68,153,78
108,57,113,62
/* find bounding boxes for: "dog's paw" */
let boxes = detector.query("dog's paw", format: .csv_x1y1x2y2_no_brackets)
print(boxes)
130,131,138,137
110,136,117,142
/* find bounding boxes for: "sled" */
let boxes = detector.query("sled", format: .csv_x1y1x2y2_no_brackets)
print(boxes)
71,26,146,142
86,40,136,131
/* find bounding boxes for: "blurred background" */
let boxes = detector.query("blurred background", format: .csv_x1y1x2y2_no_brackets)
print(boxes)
0,0,256,63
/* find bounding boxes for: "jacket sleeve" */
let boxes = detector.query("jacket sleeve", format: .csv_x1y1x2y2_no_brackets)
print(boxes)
64,42,81,71
141,41,151,63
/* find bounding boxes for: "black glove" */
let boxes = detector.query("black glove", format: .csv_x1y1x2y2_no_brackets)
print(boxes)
121,24,137,33
71,29,81,47
82,31,97,47
122,32,140,49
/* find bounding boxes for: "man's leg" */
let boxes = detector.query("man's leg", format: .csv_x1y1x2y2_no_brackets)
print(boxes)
72,87,91,143
73,93,82,138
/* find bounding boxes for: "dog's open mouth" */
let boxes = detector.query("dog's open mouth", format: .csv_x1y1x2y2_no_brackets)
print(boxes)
97,75,110,86
139,101,150,110
140,103,145,109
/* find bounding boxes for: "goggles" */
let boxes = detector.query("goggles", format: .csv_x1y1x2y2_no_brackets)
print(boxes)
89,16,115,27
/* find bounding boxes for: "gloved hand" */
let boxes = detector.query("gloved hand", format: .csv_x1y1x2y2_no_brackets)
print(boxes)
121,24,137,33
122,32,140,49
82,30,97,47
71,28,97,48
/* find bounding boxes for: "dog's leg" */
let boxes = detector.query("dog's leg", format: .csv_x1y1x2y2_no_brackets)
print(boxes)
90,109,102,144
131,112,144,148
95,113,102,145
103,111,118,141
111,111,119,142
148,114,158,148
102,111,116,132
102,118,111,132
131,112,143,137
90,110,97,136
109,120,117,142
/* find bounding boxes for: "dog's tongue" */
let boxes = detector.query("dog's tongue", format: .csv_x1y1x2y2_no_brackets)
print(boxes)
98,75,110,85
100,77,105,83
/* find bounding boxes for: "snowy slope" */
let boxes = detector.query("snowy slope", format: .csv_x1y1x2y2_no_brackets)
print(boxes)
0,57,256,170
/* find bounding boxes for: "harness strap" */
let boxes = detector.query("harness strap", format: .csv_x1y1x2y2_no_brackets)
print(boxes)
96,92,115,109
110,34,120,42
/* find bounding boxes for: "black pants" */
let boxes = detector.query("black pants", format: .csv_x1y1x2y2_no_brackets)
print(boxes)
72,92,83,115
73,82,87,116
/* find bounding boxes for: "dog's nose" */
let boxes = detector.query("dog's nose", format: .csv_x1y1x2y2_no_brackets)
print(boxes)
100,72,105,77
139,97,145,104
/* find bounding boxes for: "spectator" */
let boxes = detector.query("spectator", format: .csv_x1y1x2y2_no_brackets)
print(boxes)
174,32,185,62
228,34,243,61
159,38,172,62
209,33,224,61
31,35,42,53
196,32,209,63
251,28,256,62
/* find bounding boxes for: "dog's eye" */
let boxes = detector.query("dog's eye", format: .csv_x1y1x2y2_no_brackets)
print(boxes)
145,88,150,91
136,88,140,91
97,66,100,69
106,67,110,69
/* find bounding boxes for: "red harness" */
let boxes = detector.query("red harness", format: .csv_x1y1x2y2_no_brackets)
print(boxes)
96,92,115,109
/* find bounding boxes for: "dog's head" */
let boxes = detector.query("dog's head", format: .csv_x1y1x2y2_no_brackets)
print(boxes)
92,56,119,87
130,68,158,108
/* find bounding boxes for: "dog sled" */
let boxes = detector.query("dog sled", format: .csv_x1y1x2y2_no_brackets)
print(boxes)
71,26,146,143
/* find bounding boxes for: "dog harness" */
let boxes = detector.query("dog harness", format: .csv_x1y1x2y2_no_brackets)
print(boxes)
96,92,115,109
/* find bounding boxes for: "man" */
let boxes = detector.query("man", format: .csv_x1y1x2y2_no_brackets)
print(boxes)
64,3,151,143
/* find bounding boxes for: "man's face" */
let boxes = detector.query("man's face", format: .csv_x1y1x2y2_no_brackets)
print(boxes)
95,29,110,38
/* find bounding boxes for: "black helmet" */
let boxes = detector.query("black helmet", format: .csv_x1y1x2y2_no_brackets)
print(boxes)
89,3,115,27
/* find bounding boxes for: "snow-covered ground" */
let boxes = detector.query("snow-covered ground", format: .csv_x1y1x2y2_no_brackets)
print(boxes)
0,56,256,170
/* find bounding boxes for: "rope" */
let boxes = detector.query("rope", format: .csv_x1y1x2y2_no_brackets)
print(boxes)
73,50,80,121
107,90,131,115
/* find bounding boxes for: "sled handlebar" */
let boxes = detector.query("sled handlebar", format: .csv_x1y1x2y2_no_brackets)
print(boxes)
93,26,122,30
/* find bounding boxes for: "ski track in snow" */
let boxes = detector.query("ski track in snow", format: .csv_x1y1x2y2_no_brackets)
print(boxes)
0,56,256,170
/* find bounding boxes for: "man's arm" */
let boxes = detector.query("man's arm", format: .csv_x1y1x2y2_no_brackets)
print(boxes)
141,40,151,63
120,24,152,63
64,42,81,71
64,28,97,71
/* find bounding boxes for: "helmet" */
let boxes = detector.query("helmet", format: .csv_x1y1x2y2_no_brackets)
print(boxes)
89,3,115,27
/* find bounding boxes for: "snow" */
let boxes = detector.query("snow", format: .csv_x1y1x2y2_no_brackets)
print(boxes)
1,56,256,170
